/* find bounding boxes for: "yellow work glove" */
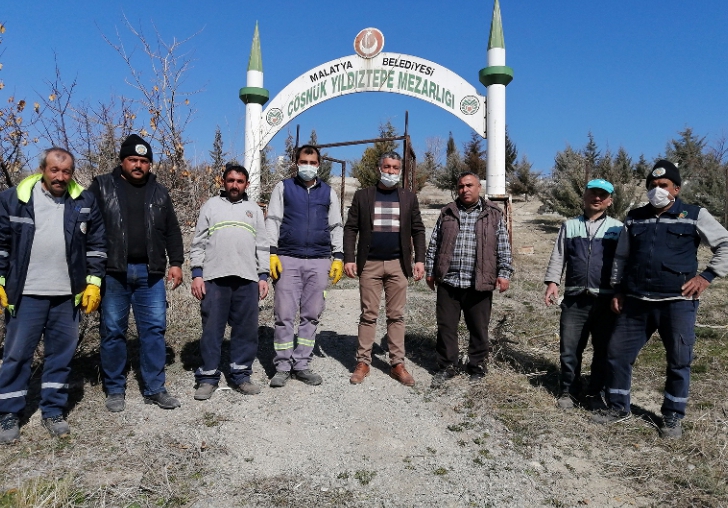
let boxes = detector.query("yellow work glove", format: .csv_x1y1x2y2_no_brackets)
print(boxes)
81,284,101,314
0,286,7,309
270,254,283,280
329,259,344,285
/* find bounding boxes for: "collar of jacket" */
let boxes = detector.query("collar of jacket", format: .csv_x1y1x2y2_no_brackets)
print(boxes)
16,173,84,203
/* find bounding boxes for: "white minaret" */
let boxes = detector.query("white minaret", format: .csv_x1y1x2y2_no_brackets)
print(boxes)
479,0,513,197
239,22,269,202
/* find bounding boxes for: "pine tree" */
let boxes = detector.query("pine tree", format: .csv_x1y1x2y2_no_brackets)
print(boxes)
209,127,226,173
505,128,517,178
308,129,332,184
351,120,399,189
462,132,486,179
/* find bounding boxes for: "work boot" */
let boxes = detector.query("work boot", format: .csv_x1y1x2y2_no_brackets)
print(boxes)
431,367,458,388
467,364,487,383
105,393,126,413
0,413,19,444
42,415,70,438
390,363,415,387
557,393,576,410
294,369,323,386
661,412,683,439
194,383,217,401
269,371,291,388
144,391,181,409
233,380,262,395
591,408,631,425
349,362,370,384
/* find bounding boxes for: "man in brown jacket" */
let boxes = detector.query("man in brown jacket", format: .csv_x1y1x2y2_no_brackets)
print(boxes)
344,152,426,386
425,172,513,385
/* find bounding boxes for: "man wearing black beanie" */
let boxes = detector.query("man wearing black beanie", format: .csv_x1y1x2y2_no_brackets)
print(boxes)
593,159,728,439
89,134,184,412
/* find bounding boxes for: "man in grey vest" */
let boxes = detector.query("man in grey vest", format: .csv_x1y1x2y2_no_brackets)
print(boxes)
425,172,513,385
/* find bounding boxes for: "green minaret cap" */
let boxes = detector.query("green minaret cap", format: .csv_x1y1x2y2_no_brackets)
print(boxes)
247,22,263,71
488,0,505,50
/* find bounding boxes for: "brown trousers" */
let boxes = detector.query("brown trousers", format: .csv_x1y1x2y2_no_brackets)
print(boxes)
356,259,408,365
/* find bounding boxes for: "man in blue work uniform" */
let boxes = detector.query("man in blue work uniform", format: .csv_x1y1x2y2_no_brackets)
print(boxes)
0,148,106,443
593,160,728,438
544,179,622,410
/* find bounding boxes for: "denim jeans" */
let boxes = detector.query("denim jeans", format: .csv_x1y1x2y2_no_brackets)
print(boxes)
100,264,168,396
606,297,698,418
196,277,259,386
559,294,614,397
0,295,78,418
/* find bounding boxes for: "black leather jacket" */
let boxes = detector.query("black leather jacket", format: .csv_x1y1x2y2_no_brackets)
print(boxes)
88,166,184,275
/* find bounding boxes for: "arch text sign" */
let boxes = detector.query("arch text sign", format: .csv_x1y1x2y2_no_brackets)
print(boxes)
260,51,486,148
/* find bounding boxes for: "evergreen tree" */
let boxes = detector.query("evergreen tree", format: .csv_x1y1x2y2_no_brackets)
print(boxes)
462,132,486,179
446,132,456,159
283,130,297,178
505,128,517,178
635,153,651,180
308,129,332,184
209,127,226,173
351,120,399,189
664,127,707,180
508,155,540,200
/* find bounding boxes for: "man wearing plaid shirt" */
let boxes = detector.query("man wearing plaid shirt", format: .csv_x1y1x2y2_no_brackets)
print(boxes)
426,172,513,384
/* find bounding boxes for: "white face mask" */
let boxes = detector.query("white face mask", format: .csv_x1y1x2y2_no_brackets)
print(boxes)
647,186,673,208
379,170,401,188
297,164,318,181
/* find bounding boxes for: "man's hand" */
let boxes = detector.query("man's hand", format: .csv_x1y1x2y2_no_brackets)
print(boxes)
270,254,283,280
682,275,710,299
544,282,559,306
611,293,624,314
191,277,206,301
167,266,183,290
0,286,7,309
258,280,269,300
344,262,358,279
329,259,344,285
496,277,510,293
413,262,425,281
81,284,101,314
426,276,436,291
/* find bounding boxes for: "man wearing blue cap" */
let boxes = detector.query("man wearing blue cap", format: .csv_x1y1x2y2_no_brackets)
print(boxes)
544,179,623,410
593,160,728,439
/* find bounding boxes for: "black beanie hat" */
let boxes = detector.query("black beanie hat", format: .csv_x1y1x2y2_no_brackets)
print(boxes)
646,159,680,188
119,134,153,163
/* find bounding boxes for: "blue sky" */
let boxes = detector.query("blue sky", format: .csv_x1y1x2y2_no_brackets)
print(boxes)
2,1,727,174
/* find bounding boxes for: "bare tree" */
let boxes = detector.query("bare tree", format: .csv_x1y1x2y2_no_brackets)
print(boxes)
102,15,202,188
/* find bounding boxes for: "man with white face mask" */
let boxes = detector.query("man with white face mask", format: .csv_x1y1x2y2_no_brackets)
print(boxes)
343,151,426,386
594,160,728,439
265,145,344,388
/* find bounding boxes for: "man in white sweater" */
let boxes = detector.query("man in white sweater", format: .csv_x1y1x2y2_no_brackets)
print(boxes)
189,164,270,400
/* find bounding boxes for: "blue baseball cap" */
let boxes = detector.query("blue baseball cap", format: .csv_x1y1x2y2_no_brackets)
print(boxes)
586,179,614,194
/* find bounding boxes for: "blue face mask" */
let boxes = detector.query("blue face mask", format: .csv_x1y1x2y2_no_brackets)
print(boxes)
379,170,401,188
297,164,318,181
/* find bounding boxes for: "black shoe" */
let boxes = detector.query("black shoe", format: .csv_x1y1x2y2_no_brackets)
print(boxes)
661,412,683,439
293,369,322,386
144,391,181,409
42,415,70,438
591,408,631,425
467,365,487,383
105,393,126,412
431,367,458,388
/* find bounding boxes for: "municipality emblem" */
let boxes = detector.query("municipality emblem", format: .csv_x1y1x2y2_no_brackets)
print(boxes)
354,28,384,59
135,144,148,156
246,210,253,218
266,108,284,127
460,96,480,116
652,167,666,178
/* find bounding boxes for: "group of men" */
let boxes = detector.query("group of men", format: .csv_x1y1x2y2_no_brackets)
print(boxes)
545,160,728,439
0,135,184,444
0,132,723,444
